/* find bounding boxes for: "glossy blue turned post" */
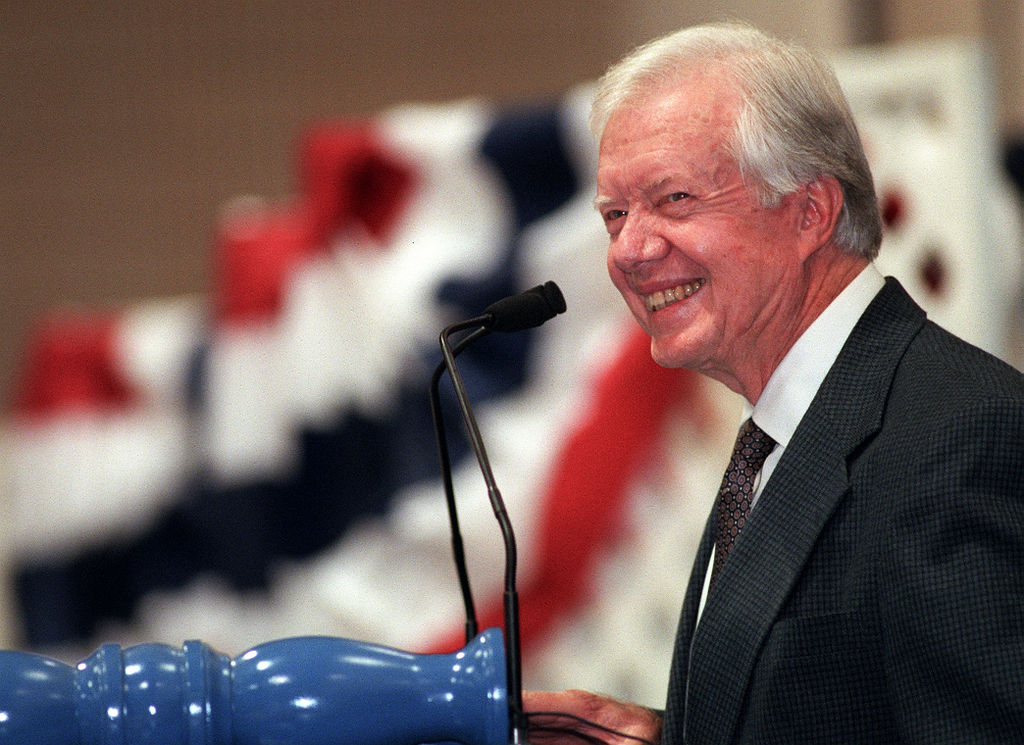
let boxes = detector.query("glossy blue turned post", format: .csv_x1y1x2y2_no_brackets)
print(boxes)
0,628,508,745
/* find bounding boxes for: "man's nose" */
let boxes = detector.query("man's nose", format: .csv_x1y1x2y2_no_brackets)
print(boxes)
610,213,671,270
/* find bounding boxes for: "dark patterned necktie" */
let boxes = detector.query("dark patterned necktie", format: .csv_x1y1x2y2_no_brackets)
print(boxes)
710,418,776,586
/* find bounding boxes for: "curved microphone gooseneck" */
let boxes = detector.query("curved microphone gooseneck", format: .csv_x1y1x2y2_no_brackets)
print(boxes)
431,281,567,745
429,325,490,643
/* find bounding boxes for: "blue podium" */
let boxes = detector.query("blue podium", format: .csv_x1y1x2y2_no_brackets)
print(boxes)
0,628,508,745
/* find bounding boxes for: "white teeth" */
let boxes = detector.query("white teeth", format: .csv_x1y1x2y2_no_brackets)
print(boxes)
643,278,705,312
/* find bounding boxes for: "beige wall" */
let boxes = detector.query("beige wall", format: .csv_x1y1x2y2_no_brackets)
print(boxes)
1,0,1022,405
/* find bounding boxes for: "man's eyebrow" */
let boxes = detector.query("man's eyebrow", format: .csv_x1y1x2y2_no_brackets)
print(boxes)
592,176,680,213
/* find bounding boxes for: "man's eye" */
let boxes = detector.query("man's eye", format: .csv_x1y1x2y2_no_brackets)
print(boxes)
666,192,690,203
604,209,627,222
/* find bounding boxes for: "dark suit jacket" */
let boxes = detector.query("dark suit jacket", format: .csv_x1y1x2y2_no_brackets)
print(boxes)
661,278,1024,744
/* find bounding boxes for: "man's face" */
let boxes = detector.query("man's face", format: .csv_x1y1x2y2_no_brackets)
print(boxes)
595,76,812,389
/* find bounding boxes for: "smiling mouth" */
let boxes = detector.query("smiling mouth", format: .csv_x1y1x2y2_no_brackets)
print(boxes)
643,278,706,312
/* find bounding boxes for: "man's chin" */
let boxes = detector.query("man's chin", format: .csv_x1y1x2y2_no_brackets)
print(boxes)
649,338,702,370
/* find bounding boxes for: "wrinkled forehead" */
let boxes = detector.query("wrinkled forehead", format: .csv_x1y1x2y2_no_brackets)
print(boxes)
602,72,742,153
598,76,742,163
594,74,753,205
599,61,743,135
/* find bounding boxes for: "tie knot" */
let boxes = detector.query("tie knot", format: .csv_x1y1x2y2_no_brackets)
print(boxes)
733,418,776,472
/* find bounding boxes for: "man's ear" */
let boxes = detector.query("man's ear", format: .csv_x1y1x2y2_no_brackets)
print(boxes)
797,175,844,259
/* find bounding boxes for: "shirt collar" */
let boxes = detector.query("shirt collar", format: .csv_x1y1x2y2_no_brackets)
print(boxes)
744,264,885,447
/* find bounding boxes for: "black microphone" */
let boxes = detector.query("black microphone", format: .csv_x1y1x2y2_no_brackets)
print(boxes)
430,281,567,642
482,280,567,332
429,281,566,745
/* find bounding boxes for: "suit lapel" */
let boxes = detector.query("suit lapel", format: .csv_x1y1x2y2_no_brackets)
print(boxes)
685,429,851,743
679,516,714,660
661,513,713,745
678,278,926,744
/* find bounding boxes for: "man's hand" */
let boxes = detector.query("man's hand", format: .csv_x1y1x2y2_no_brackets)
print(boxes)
523,689,663,745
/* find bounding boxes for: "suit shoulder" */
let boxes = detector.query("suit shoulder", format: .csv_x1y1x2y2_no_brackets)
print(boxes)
897,320,1024,403
872,321,1024,451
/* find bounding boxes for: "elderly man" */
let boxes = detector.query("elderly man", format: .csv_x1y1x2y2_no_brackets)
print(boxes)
526,22,1024,745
